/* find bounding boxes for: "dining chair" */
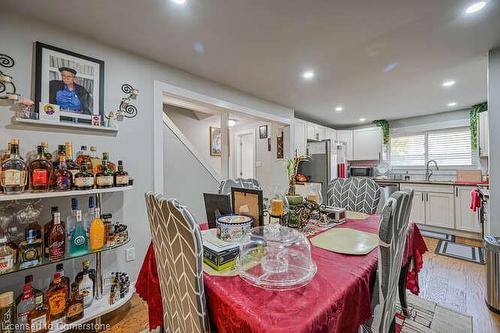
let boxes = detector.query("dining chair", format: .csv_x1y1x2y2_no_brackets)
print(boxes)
218,178,261,195
327,178,381,214
362,190,410,333
145,192,209,333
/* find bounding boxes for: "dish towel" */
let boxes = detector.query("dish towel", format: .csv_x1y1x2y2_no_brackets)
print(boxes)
470,188,481,212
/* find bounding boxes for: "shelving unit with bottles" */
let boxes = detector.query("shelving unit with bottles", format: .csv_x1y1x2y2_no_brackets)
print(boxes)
0,186,133,331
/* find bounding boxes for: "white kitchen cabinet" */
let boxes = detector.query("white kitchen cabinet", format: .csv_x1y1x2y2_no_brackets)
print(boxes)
426,192,455,229
306,123,319,141
336,130,353,161
409,191,426,224
478,111,489,157
352,127,383,161
294,119,307,156
455,186,481,233
324,128,337,143
317,126,326,141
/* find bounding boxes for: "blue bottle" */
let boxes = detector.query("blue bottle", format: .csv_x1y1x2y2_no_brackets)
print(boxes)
69,210,88,257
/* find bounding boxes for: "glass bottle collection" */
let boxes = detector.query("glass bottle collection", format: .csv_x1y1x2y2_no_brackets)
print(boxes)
0,140,130,195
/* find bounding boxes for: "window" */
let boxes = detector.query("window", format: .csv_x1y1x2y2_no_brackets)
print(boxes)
389,127,473,167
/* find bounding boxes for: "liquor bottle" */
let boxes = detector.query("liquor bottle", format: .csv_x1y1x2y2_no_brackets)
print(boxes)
83,197,95,234
0,291,15,333
19,229,42,269
95,156,113,189
64,142,79,182
55,264,70,298
75,146,91,169
0,236,14,274
114,161,129,187
27,293,50,333
89,207,105,251
0,139,28,194
103,153,116,173
29,145,52,193
51,145,65,170
41,142,52,161
43,207,58,258
66,198,78,240
69,210,88,257
89,146,101,174
52,155,72,191
75,260,95,308
46,272,67,321
73,164,94,190
65,283,84,323
48,212,65,262
4,228,18,265
17,282,35,333
24,217,42,242
102,214,113,248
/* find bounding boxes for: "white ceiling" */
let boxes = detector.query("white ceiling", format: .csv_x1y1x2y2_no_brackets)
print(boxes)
5,0,500,126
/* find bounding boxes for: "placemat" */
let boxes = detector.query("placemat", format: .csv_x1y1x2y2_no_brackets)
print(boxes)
346,211,370,220
311,228,379,255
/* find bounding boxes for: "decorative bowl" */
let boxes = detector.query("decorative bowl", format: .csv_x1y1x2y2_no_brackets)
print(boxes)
216,215,253,242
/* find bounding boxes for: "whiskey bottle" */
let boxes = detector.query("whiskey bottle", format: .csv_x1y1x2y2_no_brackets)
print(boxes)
89,208,105,251
51,145,65,170
29,145,52,193
73,164,94,190
64,142,79,182
75,146,91,169
0,236,14,274
27,293,50,333
52,156,72,191
43,207,58,258
0,139,28,194
114,161,129,187
65,283,84,323
19,229,42,269
40,142,52,161
95,157,113,189
16,275,44,306
17,282,35,333
89,146,101,175
46,272,67,321
69,210,88,257
103,152,116,172
75,260,95,308
55,264,70,298
0,291,15,333
48,212,65,262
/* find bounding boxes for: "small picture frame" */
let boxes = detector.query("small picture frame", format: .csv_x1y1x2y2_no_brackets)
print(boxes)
259,125,268,139
91,115,101,126
39,102,60,122
231,187,264,227
210,126,222,156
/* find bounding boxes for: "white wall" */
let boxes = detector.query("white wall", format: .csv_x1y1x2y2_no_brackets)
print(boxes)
488,48,500,237
0,9,293,294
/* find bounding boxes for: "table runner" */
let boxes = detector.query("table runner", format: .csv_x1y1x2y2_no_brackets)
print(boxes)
136,216,427,332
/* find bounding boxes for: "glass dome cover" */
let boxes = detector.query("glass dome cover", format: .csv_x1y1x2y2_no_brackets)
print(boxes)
237,225,317,290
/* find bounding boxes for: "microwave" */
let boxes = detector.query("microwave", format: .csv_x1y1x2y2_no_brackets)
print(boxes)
349,167,374,177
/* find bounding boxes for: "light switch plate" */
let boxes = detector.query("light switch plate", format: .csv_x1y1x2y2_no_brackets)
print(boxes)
126,247,136,262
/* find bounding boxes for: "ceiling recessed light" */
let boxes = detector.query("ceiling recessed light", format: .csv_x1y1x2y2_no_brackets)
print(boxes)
302,70,315,80
447,102,457,107
193,42,205,54
384,62,399,73
359,118,366,122
228,119,237,127
465,1,486,14
171,0,186,4
335,106,343,112
442,80,456,87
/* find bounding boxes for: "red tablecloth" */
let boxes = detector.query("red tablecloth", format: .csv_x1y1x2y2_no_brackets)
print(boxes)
136,217,427,332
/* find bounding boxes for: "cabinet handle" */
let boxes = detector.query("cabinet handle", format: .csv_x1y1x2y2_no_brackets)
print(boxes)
455,187,458,197
421,192,424,201
426,193,429,202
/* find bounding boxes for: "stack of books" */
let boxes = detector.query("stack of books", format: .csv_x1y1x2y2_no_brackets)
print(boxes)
201,229,239,271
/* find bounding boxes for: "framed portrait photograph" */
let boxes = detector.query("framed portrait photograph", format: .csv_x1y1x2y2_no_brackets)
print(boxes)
259,125,268,139
231,187,264,227
210,126,222,156
34,42,105,124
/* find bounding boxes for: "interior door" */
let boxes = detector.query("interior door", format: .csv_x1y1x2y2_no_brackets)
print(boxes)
236,133,255,179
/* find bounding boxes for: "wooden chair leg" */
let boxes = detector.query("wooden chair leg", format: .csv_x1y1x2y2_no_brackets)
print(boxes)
398,261,411,316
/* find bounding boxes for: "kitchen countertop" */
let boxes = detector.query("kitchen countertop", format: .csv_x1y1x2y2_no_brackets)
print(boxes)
373,178,489,187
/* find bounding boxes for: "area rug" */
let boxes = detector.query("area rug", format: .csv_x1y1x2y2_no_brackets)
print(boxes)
435,240,485,265
395,293,473,333
420,229,455,242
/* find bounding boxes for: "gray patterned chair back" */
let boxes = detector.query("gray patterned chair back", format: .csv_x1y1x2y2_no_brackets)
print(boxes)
218,178,261,195
327,178,381,214
145,192,208,333
364,190,410,333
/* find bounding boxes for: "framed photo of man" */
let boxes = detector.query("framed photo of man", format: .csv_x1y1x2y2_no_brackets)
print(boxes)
34,42,105,124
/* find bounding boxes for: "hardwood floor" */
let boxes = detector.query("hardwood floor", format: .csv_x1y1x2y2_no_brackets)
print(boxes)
93,236,500,333
419,237,500,333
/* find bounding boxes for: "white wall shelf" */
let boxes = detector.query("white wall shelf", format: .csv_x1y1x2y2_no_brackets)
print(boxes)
49,284,135,333
0,186,133,202
14,118,118,133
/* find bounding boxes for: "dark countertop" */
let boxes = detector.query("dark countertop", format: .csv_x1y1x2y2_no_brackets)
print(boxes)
373,178,489,187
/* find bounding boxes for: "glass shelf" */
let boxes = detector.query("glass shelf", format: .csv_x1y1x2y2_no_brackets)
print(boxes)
0,239,129,277
0,186,133,202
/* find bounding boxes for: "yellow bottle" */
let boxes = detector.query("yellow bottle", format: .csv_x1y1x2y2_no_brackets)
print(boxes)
89,207,105,251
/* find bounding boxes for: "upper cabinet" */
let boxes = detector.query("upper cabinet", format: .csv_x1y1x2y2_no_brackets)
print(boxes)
306,123,326,141
324,128,337,143
294,119,307,156
336,130,354,161
478,111,489,157
352,127,383,161
294,118,336,156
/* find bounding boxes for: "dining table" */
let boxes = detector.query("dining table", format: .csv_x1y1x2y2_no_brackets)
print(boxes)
136,214,428,333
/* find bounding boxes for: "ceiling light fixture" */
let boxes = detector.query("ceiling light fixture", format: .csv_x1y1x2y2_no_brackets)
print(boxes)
442,80,456,87
447,102,457,107
359,118,366,122
465,1,486,14
193,42,205,54
228,119,237,127
384,63,399,73
302,70,315,80
335,106,343,112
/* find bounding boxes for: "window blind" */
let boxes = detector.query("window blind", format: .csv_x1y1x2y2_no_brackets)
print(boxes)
390,134,426,166
428,128,472,166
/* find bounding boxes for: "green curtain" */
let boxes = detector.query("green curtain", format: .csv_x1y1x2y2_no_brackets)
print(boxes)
470,102,487,150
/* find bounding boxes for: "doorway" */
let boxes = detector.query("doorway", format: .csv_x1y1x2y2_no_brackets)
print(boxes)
236,131,255,179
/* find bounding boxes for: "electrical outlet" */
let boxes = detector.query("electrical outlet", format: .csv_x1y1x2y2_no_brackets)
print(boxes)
126,247,136,262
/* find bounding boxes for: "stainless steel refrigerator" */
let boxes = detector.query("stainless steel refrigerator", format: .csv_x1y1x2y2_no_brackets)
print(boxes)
298,140,337,200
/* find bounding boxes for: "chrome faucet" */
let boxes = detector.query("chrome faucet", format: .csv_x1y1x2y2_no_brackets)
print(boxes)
425,160,439,181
